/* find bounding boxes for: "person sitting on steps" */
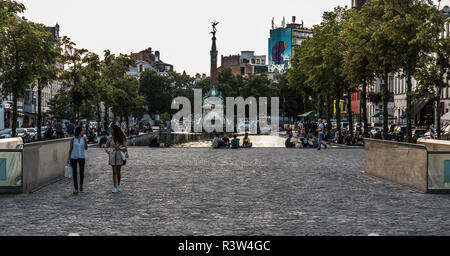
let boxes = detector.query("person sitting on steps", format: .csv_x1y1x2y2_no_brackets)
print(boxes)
285,134,295,148
242,132,253,148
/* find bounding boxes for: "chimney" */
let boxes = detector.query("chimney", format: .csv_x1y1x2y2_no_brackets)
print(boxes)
155,51,160,58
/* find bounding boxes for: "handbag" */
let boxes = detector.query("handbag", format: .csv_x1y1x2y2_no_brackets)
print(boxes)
120,149,128,161
65,164,72,178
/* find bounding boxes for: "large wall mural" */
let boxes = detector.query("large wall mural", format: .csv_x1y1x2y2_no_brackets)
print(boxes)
268,28,291,73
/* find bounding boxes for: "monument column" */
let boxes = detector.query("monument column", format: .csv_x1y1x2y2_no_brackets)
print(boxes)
210,22,219,89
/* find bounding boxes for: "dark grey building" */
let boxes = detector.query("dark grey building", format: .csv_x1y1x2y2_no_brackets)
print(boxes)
351,0,367,10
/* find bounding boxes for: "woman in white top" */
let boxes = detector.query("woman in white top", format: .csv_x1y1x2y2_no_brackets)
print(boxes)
67,126,88,194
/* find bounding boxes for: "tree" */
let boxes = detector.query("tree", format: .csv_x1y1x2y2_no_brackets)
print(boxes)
289,6,350,135
139,70,172,115
59,36,88,123
0,1,52,137
388,0,431,142
360,0,403,140
47,91,71,119
32,22,60,140
415,1,450,139
342,8,376,137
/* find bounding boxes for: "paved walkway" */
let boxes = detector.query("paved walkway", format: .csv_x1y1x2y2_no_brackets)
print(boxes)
1,147,450,235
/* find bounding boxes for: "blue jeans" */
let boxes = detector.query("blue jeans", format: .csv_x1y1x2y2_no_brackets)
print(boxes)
318,132,324,149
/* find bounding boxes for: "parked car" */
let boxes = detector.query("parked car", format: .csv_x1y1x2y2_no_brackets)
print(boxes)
27,128,37,141
412,128,428,142
16,128,27,142
0,129,12,139
41,127,46,139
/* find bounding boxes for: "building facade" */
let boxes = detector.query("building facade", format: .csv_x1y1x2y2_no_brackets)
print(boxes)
351,0,367,10
268,16,312,74
218,51,267,77
128,48,174,78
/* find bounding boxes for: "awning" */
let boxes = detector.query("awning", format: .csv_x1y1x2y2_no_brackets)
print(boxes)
371,111,395,119
298,110,317,118
442,111,450,121
413,98,431,116
297,110,327,118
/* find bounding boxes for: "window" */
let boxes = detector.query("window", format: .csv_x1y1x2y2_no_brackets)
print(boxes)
139,64,143,73
240,67,245,75
251,59,255,64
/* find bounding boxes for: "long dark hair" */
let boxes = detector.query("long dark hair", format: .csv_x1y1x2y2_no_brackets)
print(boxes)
111,124,128,145
74,126,83,139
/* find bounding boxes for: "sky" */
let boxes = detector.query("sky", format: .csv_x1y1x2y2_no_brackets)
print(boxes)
16,0,427,76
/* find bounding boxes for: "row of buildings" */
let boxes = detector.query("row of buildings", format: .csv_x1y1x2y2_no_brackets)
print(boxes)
217,16,313,79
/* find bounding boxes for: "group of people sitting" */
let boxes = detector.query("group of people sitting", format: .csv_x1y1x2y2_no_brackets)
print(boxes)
212,133,253,149
285,133,328,149
332,131,364,146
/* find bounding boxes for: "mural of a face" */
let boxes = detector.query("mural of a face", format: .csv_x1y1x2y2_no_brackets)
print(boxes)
272,41,288,64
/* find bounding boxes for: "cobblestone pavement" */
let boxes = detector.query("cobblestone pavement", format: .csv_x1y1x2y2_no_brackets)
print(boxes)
1,147,450,236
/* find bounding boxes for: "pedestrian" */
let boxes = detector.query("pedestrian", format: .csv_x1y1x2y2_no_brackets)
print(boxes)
67,126,88,194
98,132,108,148
212,134,220,148
242,132,253,148
55,120,63,139
231,135,240,149
285,134,295,148
105,124,128,193
317,119,327,150
149,135,160,147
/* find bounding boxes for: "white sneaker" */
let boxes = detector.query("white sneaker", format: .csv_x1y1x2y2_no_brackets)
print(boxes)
112,187,118,193
117,185,121,192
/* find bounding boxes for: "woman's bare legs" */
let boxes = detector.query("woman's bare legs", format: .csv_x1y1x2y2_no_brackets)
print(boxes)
117,166,121,186
112,166,118,188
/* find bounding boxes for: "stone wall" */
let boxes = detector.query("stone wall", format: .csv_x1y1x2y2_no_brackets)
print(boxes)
365,139,428,192
22,138,72,193
418,139,450,151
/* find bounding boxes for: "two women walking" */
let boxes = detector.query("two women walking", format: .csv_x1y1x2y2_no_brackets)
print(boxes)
67,123,128,194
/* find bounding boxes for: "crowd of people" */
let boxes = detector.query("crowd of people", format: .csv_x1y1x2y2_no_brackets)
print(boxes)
286,119,365,149
212,133,253,149
40,118,154,144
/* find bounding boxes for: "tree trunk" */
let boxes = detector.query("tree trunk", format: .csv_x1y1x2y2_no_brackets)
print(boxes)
335,85,341,135
327,92,332,135
97,103,101,136
347,90,353,136
362,79,368,138
12,91,18,138
37,80,43,141
436,84,442,139
382,73,389,140
406,71,413,143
